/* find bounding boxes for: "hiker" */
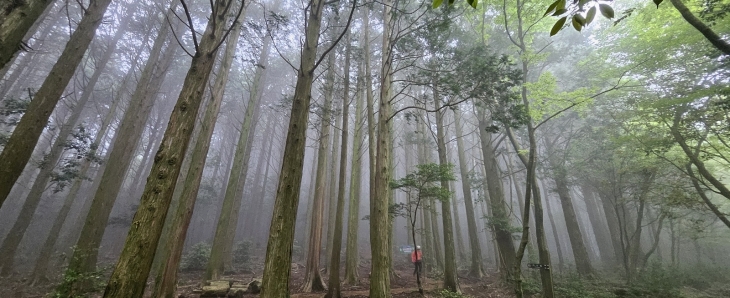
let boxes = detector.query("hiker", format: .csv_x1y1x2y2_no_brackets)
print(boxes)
411,245,423,275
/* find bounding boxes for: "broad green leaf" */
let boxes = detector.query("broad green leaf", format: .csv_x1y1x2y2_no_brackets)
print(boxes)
433,0,443,9
467,0,478,8
572,15,583,31
553,8,568,16
586,6,597,24
551,16,567,36
543,0,559,16
574,13,586,25
578,0,590,9
653,0,663,8
599,3,614,19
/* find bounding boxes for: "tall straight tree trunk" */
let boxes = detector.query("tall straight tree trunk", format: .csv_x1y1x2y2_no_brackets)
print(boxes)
325,32,351,298
370,0,393,295
0,0,56,71
260,0,329,296
62,6,179,290
541,183,564,273
477,110,516,280
344,60,364,285
301,48,336,293
454,110,484,277
20,18,129,281
101,1,241,296
451,180,468,265
544,140,593,276
206,24,272,282
597,190,624,264
30,88,120,283
325,94,342,273
0,15,129,275
433,83,460,293
155,13,245,297
580,183,615,266
0,0,114,210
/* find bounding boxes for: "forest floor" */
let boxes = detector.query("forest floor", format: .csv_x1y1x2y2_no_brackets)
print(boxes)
173,258,516,298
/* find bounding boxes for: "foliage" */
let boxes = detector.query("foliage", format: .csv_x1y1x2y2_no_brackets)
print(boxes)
436,288,471,298
391,163,456,203
53,246,110,297
181,242,212,271
233,240,252,265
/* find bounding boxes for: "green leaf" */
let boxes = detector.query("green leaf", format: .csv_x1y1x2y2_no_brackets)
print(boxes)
578,0,590,9
573,13,586,25
553,8,568,16
543,0,559,17
585,6,596,24
467,0,478,8
653,0,663,8
432,0,443,9
599,3,614,19
449,0,455,4
550,16,567,36
572,15,583,31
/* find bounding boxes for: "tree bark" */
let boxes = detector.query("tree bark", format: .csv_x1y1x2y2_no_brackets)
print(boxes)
478,112,517,280
155,12,245,297
0,0,114,210
300,47,335,293
579,183,616,266
260,0,327,296
63,14,179,288
454,110,484,278
668,0,730,55
0,0,56,71
433,82,460,293
370,0,393,295
325,31,351,298
344,59,365,285
101,1,239,296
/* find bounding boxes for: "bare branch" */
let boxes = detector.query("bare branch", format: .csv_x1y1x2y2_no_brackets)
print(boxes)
314,0,358,70
180,0,200,52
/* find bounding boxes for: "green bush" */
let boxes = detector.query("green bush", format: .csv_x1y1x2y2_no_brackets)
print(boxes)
437,289,469,298
233,240,252,265
52,266,109,298
181,242,211,271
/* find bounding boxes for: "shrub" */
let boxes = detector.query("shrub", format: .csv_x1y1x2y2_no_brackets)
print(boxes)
233,240,252,265
181,242,211,271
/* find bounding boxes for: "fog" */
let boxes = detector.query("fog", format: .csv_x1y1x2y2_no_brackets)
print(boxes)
0,0,728,297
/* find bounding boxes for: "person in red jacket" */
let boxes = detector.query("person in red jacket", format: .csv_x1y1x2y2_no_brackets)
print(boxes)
411,245,423,275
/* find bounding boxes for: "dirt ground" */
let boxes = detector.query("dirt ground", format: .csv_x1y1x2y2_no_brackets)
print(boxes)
0,258,516,297
173,258,516,298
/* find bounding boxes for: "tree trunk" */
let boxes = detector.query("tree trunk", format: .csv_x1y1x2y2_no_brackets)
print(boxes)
300,46,335,293
207,24,270,282
432,82,460,293
478,112,517,280
64,19,179,291
154,13,245,297
325,31,351,298
580,183,615,266
668,0,730,55
325,93,342,273
454,110,484,277
0,0,114,210
541,183,564,273
260,0,327,296
344,59,365,286
101,1,238,296
0,0,56,71
370,0,393,295
0,15,128,275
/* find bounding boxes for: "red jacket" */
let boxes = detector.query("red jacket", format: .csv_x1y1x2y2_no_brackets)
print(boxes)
411,250,422,263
